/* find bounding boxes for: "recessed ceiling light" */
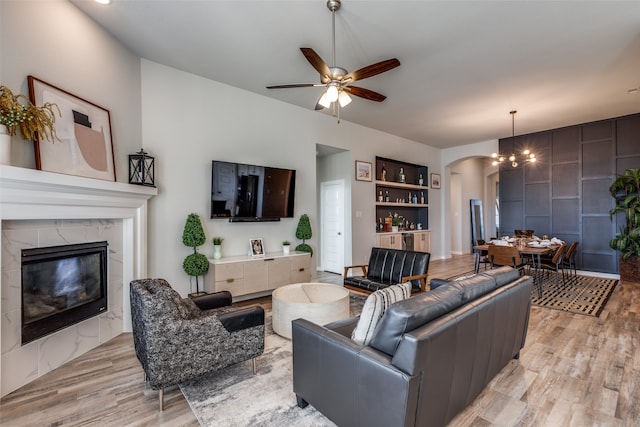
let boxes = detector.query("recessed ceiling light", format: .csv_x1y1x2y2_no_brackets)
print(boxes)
95,0,111,4
628,88,638,94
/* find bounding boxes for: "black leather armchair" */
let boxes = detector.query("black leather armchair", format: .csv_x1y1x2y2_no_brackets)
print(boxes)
130,278,265,410
344,247,430,292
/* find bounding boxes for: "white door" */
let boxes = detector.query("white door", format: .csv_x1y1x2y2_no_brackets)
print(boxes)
321,180,345,274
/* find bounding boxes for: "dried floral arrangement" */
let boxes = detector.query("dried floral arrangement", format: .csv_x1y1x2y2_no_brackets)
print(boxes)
0,85,59,142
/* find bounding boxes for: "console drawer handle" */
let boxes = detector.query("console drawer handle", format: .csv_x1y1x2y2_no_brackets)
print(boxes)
299,268,305,272
226,278,234,283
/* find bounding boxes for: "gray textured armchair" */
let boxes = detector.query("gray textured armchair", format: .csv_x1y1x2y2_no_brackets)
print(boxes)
130,278,265,410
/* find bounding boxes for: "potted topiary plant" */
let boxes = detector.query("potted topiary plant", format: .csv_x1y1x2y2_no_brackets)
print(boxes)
0,84,59,164
282,240,291,255
609,168,640,282
182,213,209,296
295,214,313,256
212,236,224,260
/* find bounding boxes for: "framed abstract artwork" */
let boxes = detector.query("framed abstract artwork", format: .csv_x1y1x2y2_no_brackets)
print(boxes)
430,173,441,189
28,76,116,181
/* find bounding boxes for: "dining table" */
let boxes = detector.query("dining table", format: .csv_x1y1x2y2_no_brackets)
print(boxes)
473,242,562,297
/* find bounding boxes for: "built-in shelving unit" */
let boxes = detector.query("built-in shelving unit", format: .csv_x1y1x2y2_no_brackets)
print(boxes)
375,156,429,233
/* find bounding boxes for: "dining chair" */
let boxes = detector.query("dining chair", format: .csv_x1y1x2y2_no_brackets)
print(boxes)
537,244,567,290
487,245,527,272
514,229,534,238
561,242,579,281
474,239,491,273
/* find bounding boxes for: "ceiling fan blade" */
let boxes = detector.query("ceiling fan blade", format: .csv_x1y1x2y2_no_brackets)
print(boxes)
300,48,332,83
266,83,320,89
344,86,387,102
343,58,400,83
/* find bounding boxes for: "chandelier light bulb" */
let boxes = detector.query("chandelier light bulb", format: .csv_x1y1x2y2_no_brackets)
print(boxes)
492,160,498,166
512,161,518,167
523,149,530,156
499,156,505,162
509,154,516,162
491,153,498,158
529,157,536,163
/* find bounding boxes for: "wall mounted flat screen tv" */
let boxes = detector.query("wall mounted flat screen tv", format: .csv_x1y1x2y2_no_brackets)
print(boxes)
211,161,296,221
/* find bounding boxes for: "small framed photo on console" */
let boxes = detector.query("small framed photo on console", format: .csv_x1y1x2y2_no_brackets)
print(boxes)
250,238,265,257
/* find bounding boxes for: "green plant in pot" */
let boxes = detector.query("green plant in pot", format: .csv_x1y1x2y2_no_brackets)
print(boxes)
182,213,209,295
212,236,224,260
295,214,313,256
282,240,291,255
609,168,640,282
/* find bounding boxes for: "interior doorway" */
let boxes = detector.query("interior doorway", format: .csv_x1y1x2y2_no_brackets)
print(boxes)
320,180,345,274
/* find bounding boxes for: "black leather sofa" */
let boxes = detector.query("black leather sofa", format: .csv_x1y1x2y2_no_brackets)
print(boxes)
292,267,532,427
343,247,430,292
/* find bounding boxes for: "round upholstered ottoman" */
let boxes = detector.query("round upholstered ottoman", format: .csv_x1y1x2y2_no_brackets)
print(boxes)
272,283,350,339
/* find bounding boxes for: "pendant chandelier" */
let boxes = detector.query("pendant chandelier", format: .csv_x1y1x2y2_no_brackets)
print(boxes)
491,110,536,167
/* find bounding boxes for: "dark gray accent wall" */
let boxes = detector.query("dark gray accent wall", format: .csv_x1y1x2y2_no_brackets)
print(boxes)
499,113,640,274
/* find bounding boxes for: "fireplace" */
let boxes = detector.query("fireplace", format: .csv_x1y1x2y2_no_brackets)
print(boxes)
21,241,109,344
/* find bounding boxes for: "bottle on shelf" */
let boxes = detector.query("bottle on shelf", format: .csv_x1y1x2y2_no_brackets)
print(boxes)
381,163,387,181
419,173,424,186
378,190,383,202
420,191,425,204
408,191,412,203
412,193,418,204
399,167,405,183
385,190,390,202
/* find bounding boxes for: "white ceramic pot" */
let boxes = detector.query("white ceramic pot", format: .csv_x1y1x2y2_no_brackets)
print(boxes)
0,125,11,166
392,226,399,233
213,244,222,259
283,245,290,255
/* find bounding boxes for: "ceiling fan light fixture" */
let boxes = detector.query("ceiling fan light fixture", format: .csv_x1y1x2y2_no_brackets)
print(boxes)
326,85,339,102
318,92,332,109
338,90,352,107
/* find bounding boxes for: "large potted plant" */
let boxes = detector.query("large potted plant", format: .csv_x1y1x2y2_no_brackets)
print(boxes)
609,168,640,282
182,213,209,296
0,85,59,164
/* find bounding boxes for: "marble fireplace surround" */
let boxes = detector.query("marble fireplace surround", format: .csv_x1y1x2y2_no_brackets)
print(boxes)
0,165,156,396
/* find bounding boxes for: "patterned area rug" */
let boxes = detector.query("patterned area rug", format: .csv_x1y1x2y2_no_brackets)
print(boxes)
179,293,366,426
443,270,617,317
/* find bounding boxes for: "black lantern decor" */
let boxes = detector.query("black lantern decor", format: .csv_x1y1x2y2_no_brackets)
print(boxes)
128,149,155,187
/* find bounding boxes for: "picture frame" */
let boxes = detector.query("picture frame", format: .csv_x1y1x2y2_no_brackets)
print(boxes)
250,238,265,257
430,173,441,189
355,160,372,182
28,76,116,181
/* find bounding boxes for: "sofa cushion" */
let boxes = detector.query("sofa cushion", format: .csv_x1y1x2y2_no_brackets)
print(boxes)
351,282,412,346
369,284,464,356
479,266,521,287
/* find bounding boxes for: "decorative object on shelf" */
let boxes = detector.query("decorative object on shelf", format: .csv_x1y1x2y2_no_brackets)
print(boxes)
282,240,291,255
212,236,224,260
419,173,424,186
0,83,59,141
420,191,425,204
28,76,116,181
250,238,265,257
398,167,405,183
391,213,403,232
182,213,209,296
430,173,441,189
381,163,387,181
355,160,372,182
491,110,536,168
0,125,9,165
1,83,60,165
128,149,155,187
295,213,313,256
609,168,640,282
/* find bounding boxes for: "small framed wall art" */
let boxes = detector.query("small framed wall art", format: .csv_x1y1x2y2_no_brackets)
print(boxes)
250,238,265,257
355,160,372,182
28,75,116,182
430,173,441,189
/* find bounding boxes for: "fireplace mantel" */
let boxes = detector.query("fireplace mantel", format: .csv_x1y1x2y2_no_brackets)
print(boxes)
0,165,157,396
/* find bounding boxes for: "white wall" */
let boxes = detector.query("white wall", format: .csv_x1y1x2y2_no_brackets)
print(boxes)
0,0,141,179
449,158,485,254
141,60,444,295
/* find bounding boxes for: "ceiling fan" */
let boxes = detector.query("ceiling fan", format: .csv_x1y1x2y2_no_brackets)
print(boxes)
266,0,400,120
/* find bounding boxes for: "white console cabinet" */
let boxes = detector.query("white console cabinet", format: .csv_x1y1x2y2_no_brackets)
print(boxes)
206,251,312,298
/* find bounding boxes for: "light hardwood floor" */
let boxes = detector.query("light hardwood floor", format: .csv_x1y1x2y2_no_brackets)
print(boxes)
1,255,638,426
